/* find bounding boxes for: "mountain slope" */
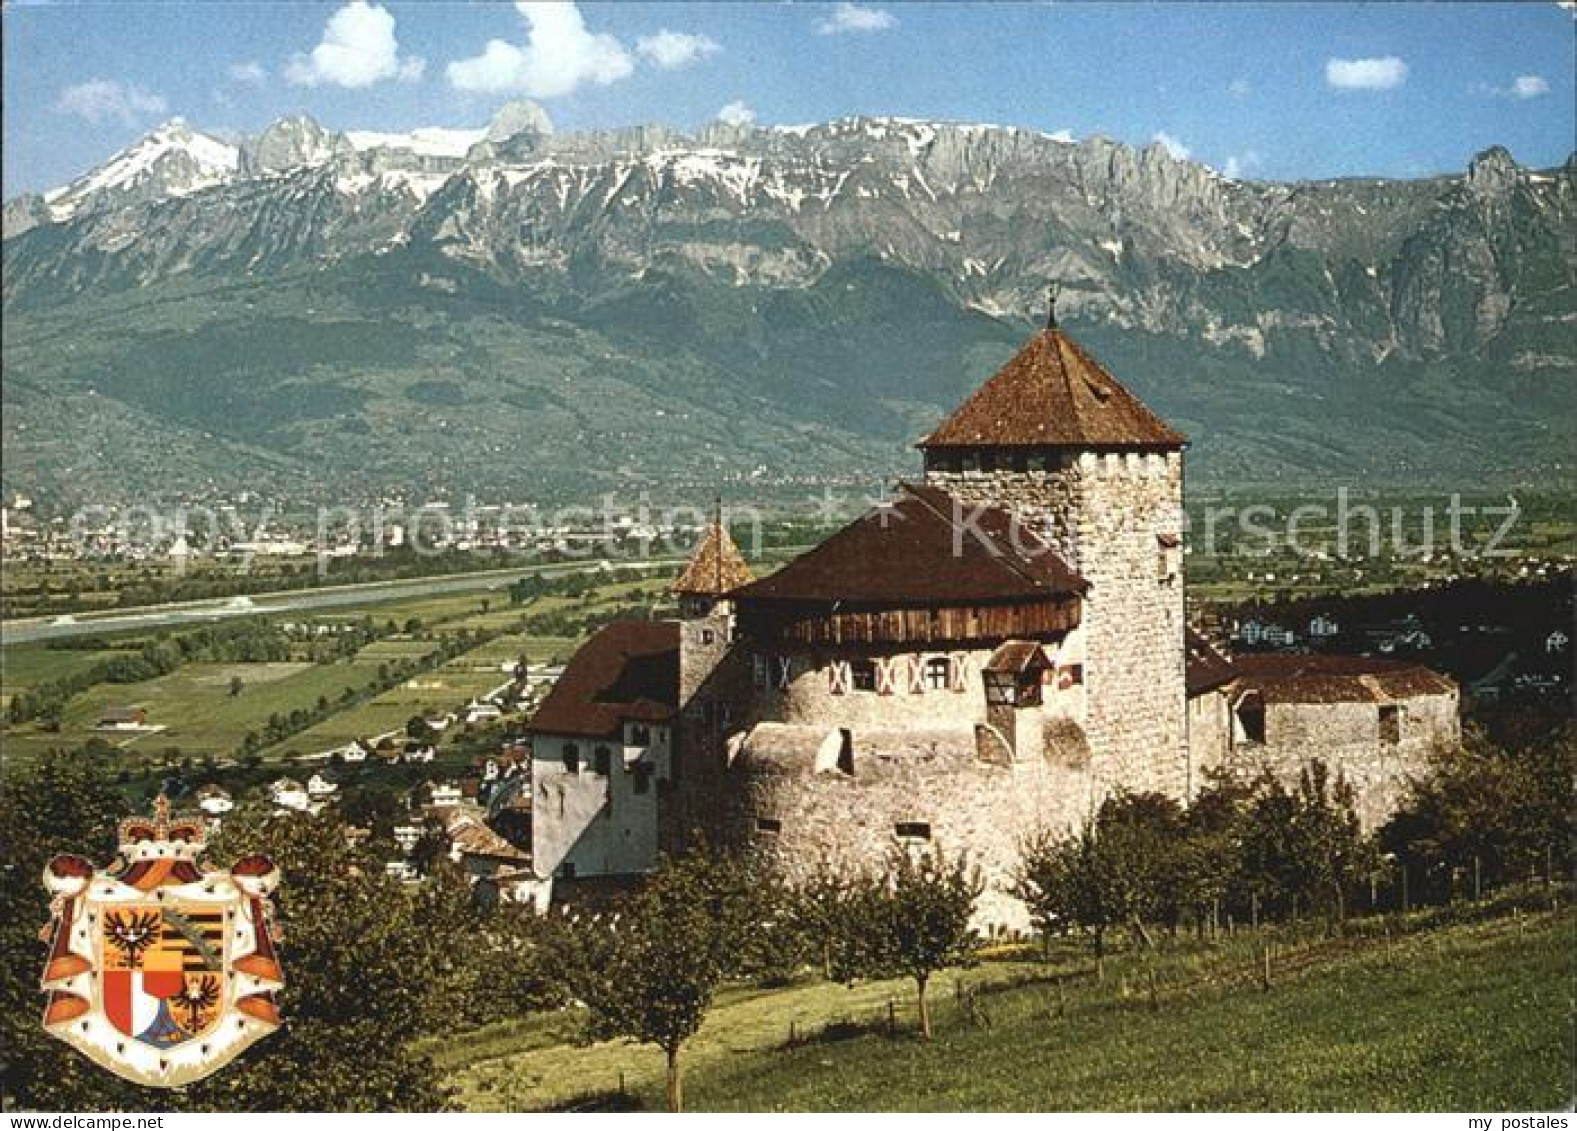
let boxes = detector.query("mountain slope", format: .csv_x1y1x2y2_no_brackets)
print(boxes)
3,109,1573,507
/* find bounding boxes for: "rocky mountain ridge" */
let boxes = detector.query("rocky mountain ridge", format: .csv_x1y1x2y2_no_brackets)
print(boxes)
2,104,1572,505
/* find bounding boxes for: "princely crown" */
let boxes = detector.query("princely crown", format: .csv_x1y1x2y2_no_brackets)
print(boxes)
118,795,208,860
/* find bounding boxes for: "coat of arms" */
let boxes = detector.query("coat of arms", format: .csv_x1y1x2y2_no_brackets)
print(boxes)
39,796,284,1087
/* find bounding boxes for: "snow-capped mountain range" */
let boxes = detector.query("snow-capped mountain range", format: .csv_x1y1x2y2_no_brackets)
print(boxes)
2,101,1572,505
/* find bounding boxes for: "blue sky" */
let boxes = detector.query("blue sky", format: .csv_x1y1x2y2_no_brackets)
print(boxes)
3,1,1573,195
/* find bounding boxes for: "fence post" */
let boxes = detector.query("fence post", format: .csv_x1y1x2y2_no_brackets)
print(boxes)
1057,977,1066,1019
1261,943,1272,992
1251,891,1260,930
1474,856,1482,902
887,1000,896,1037
1401,863,1410,914
1148,969,1159,1013
789,1020,796,1045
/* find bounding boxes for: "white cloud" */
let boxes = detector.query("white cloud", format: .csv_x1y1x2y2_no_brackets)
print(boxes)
1221,150,1263,179
1228,77,1251,98
447,2,634,97
285,0,424,89
1045,129,1074,144
1511,74,1550,99
815,3,897,35
229,61,268,86
1152,131,1191,161
1473,73,1552,100
54,79,167,125
717,100,755,126
1325,56,1408,91
636,30,721,70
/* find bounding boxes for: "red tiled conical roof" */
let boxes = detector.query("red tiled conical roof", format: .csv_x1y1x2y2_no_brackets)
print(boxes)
673,520,755,596
919,328,1185,449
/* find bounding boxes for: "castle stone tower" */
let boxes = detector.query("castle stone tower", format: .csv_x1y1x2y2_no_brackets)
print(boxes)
672,512,756,782
918,319,1189,797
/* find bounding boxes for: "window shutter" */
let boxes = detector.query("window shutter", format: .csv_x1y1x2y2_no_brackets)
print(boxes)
829,661,850,695
876,657,895,696
908,655,926,694
951,652,970,693
774,655,793,690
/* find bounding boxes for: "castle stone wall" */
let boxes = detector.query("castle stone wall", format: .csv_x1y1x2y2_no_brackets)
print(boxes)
1194,688,1459,829
730,723,1098,931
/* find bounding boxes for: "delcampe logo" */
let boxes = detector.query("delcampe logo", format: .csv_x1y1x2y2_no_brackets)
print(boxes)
38,796,285,1087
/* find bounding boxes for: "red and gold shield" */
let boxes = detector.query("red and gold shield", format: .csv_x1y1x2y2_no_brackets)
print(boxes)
39,797,285,1087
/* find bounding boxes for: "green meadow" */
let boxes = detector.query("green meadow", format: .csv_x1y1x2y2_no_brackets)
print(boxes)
441,904,1575,1113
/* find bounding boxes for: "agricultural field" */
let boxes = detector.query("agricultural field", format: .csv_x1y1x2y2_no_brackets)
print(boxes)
1,659,372,763
442,903,1574,1112
0,642,120,709
0,566,675,769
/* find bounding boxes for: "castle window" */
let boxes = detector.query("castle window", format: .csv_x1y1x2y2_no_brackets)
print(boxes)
1234,693,1266,746
838,729,855,775
752,654,769,688
756,817,783,835
1058,664,1084,690
632,764,652,795
563,743,581,774
895,821,932,842
630,724,651,747
557,862,577,879
962,452,981,473
593,746,612,776
851,659,877,692
925,656,951,690
700,628,716,645
1379,704,1403,745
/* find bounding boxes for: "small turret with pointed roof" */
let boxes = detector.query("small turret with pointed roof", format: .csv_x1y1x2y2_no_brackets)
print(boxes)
673,501,754,612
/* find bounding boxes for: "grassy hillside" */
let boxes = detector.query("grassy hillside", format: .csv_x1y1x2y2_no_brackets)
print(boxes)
441,904,1575,1112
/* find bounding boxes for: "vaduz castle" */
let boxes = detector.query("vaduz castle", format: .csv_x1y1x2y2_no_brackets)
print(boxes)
528,319,1459,927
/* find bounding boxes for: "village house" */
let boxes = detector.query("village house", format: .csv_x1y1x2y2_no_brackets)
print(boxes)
463,701,504,726
268,777,310,813
96,707,147,731
195,784,234,820
334,739,370,763
1309,614,1340,640
393,821,424,854
527,316,1461,929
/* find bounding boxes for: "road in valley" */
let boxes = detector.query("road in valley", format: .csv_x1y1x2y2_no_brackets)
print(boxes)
0,559,687,646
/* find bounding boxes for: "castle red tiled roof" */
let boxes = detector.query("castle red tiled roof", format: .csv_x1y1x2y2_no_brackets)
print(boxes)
1227,653,1457,704
730,483,1085,606
673,520,755,596
528,620,679,739
1185,628,1237,696
919,328,1185,450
